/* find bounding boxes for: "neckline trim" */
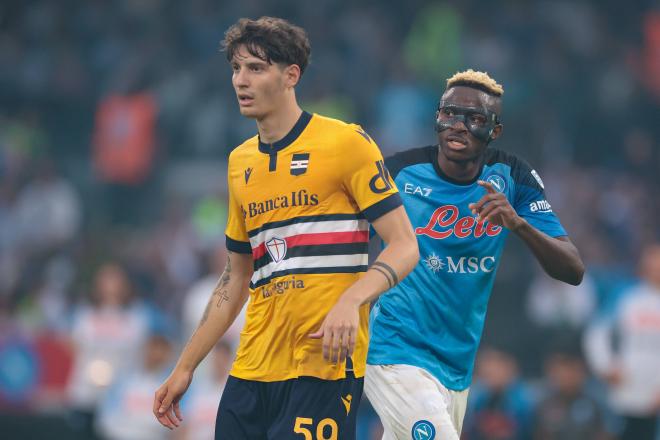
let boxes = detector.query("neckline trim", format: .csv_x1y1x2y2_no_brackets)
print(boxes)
258,111,312,154
427,145,485,186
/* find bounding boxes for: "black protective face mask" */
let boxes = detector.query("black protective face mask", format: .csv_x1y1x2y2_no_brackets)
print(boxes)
435,102,500,143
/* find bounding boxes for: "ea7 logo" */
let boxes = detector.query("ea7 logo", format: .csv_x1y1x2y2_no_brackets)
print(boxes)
404,183,432,197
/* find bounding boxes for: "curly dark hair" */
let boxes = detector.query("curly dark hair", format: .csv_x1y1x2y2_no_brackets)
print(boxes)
222,17,311,76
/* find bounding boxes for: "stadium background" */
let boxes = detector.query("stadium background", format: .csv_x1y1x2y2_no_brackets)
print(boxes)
0,0,659,438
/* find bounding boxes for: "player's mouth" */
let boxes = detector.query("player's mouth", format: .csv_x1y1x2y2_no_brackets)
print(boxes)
445,135,469,150
237,93,255,106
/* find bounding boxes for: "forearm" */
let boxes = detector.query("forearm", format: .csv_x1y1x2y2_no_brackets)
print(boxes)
513,219,584,285
175,256,251,373
340,237,418,306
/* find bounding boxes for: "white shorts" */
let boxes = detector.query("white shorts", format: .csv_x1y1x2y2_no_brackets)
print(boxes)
365,364,469,440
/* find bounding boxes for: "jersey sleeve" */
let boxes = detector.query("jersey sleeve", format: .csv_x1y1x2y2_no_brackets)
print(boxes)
224,153,252,254
340,126,402,223
512,161,567,238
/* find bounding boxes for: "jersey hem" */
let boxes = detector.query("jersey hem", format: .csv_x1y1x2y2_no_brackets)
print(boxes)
366,357,469,391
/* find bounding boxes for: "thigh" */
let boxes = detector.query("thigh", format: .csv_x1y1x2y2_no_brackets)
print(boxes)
268,374,364,440
365,364,460,440
447,388,470,435
215,376,267,440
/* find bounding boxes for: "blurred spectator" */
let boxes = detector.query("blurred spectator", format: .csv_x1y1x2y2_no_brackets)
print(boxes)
175,341,233,440
464,347,534,440
97,332,175,440
12,158,81,255
533,338,610,440
526,270,597,330
67,263,152,439
584,244,660,440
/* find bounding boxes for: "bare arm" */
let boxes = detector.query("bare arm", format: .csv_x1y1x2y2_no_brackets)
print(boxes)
153,251,252,429
310,205,419,362
512,224,584,285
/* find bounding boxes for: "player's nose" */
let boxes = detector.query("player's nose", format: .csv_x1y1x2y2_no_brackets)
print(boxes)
233,69,249,88
450,119,468,132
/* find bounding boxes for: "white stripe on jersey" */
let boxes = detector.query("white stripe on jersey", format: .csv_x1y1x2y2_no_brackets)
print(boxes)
249,219,369,249
251,253,368,286
290,160,309,168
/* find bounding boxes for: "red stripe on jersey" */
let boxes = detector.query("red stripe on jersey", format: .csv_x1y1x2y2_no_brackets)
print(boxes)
251,230,369,260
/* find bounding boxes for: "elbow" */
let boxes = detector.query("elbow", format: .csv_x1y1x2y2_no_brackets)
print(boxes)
402,234,420,277
570,261,586,286
558,259,585,286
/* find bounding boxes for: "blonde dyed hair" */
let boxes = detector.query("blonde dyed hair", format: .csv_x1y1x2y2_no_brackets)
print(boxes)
446,69,503,97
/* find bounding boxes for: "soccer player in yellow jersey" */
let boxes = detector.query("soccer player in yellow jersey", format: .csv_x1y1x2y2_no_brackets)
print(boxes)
153,17,419,439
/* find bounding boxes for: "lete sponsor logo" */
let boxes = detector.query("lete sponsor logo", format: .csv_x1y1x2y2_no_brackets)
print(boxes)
415,205,502,239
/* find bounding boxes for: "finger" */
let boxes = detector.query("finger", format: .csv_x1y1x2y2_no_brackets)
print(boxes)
469,193,501,214
475,200,504,222
322,327,332,361
164,406,180,428
308,328,324,339
159,392,174,415
347,328,357,358
173,401,183,422
478,180,498,194
153,387,166,416
330,328,341,363
339,327,352,363
157,413,175,430
481,206,506,224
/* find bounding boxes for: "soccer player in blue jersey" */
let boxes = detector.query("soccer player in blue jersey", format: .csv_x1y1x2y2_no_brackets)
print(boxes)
365,70,585,440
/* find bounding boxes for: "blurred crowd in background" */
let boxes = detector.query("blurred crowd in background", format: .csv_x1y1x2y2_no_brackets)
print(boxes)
1,0,659,439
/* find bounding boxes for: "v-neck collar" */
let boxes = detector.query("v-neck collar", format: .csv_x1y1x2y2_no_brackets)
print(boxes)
258,111,312,154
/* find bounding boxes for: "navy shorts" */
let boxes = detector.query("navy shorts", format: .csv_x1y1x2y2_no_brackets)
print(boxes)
215,373,364,440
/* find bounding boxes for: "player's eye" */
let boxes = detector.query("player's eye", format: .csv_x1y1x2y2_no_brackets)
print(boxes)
231,63,240,73
442,108,454,116
469,114,487,125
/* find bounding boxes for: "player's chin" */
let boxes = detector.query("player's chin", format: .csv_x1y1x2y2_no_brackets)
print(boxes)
238,105,261,118
439,143,478,161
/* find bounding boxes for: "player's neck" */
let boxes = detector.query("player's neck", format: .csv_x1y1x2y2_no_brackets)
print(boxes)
256,99,303,145
436,151,484,183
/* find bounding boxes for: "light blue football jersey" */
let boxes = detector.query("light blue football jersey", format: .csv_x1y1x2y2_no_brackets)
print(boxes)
368,145,567,391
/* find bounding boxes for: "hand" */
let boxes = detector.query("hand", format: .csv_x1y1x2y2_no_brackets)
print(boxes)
469,180,525,230
153,368,193,430
309,297,360,363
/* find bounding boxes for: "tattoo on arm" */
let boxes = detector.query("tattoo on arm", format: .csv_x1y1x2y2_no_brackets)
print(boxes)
199,257,232,327
368,261,399,289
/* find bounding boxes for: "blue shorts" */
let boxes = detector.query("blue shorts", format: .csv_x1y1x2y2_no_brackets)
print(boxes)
215,373,364,440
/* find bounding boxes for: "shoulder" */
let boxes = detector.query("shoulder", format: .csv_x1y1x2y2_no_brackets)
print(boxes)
484,148,545,192
228,136,258,166
312,113,377,148
385,145,435,179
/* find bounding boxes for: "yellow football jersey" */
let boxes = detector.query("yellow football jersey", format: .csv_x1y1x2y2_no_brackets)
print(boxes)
225,111,401,382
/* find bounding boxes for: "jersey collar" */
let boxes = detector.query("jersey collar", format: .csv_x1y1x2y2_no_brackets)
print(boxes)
429,144,484,186
258,111,312,154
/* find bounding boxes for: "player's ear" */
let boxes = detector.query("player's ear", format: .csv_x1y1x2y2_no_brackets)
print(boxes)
284,64,301,88
490,124,503,141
